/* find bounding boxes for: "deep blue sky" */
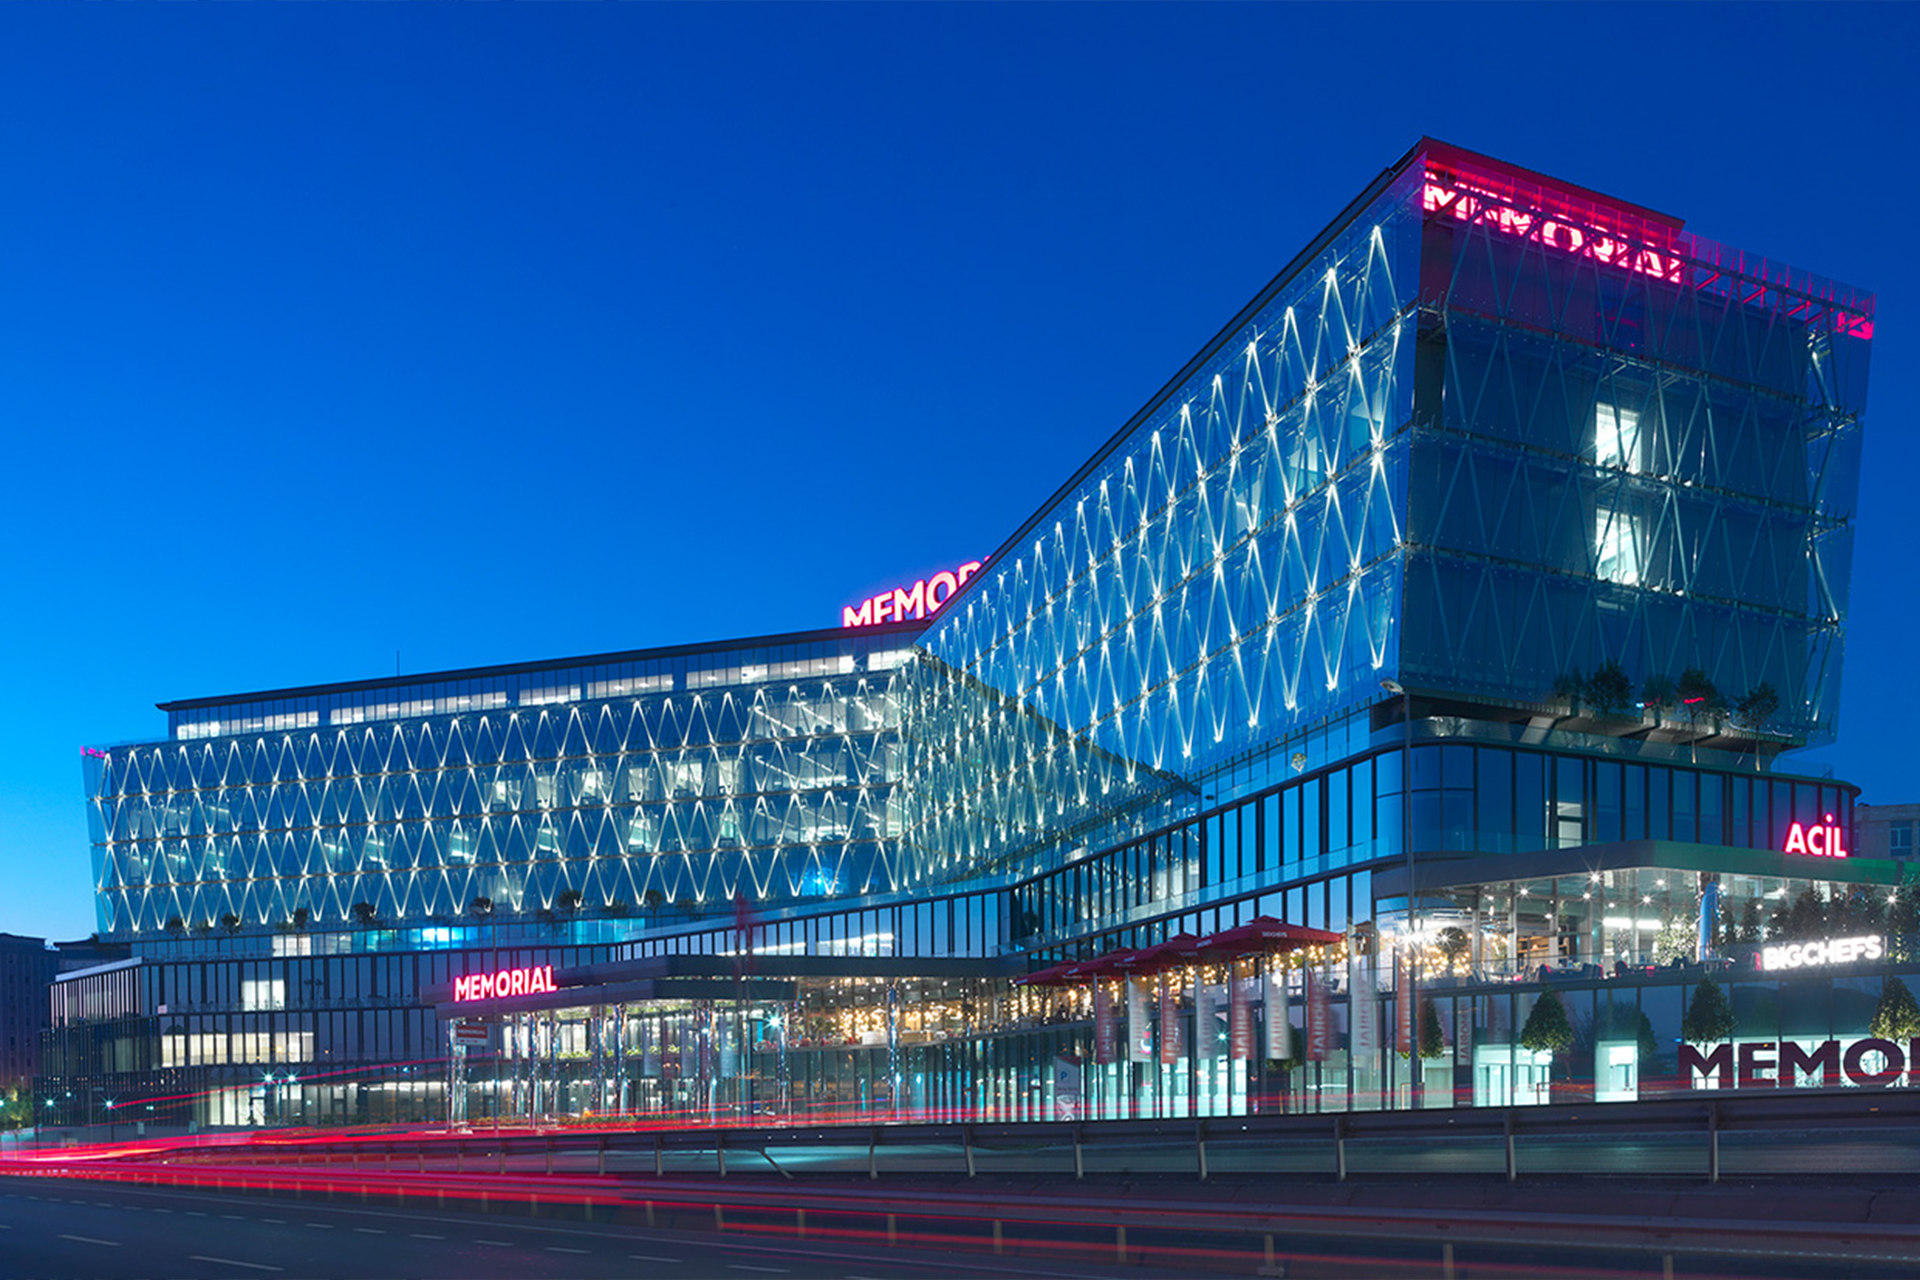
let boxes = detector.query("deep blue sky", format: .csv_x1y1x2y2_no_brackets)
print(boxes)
1,4,1913,940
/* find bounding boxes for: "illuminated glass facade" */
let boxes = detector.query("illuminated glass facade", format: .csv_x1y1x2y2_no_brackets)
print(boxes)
52,141,1891,1132
87,624,923,936
894,139,1869,886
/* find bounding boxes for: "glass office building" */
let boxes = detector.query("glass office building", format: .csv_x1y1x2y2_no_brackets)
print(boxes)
46,140,1895,1132
89,624,925,935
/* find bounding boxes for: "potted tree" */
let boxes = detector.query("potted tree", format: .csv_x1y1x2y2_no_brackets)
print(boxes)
1585,660,1633,719
1680,976,1737,1090
1870,976,1920,1042
1519,990,1573,1103
1889,880,1920,963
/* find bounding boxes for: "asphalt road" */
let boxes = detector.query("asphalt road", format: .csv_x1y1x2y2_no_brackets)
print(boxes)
0,1177,1222,1280
7,1172,1920,1280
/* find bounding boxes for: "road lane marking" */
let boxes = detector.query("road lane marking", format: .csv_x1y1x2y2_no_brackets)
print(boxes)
352,1227,385,1234
189,1257,284,1273
261,1219,286,1224
629,1255,682,1263
303,1222,335,1229
57,1235,120,1247
476,1239,513,1246
408,1233,443,1240
222,1214,246,1220
547,1246,591,1254
729,1268,790,1275
185,1210,209,1217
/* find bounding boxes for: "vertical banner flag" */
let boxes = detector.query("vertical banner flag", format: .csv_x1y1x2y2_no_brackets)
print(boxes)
1395,949,1415,1057
1351,953,1378,1065
1158,973,1184,1065
1265,962,1292,1060
1127,977,1152,1063
1094,982,1118,1065
1456,1004,1473,1063
1194,970,1218,1064
1306,968,1331,1062
1230,961,1255,1061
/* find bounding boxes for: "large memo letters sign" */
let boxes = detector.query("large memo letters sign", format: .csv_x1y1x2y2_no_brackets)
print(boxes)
453,965,557,1003
1681,1037,1920,1090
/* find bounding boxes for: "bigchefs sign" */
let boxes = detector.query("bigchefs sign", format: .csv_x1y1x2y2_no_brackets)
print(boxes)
453,965,557,1003
1759,935,1883,973
841,560,984,629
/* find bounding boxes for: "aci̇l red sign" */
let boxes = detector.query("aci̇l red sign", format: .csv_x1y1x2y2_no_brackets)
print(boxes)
1782,815,1850,858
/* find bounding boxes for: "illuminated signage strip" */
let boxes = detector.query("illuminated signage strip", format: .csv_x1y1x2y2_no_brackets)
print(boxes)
841,559,983,629
1784,816,1850,857
1423,172,1684,284
453,965,556,1002
1684,1036,1919,1090
1421,167,1874,340
1759,935,1882,973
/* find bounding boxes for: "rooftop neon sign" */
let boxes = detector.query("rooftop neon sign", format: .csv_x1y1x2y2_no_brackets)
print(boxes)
1421,161,1873,340
1423,170,1685,285
842,559,984,628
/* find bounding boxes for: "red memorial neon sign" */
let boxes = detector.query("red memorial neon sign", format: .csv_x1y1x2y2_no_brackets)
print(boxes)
841,559,984,628
1783,814,1850,858
454,965,556,1002
1422,170,1686,285
1421,157,1873,340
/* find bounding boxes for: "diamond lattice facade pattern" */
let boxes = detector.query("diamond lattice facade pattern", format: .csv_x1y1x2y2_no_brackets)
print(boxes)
892,142,1868,888
88,631,920,934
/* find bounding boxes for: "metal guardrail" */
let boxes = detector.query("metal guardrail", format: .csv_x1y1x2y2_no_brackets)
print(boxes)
14,1112,1920,1278
149,1086,1920,1186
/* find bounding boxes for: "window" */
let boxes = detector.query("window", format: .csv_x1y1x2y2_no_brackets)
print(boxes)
241,978,285,1012
1595,510,1642,585
1595,403,1640,472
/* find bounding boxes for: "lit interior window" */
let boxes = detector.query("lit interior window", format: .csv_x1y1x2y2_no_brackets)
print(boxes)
1595,510,1642,586
1594,403,1640,472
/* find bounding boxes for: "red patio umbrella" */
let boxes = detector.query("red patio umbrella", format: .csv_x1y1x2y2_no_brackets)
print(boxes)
1196,916,1343,961
1120,932,1203,975
1012,960,1083,987
1063,950,1137,981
